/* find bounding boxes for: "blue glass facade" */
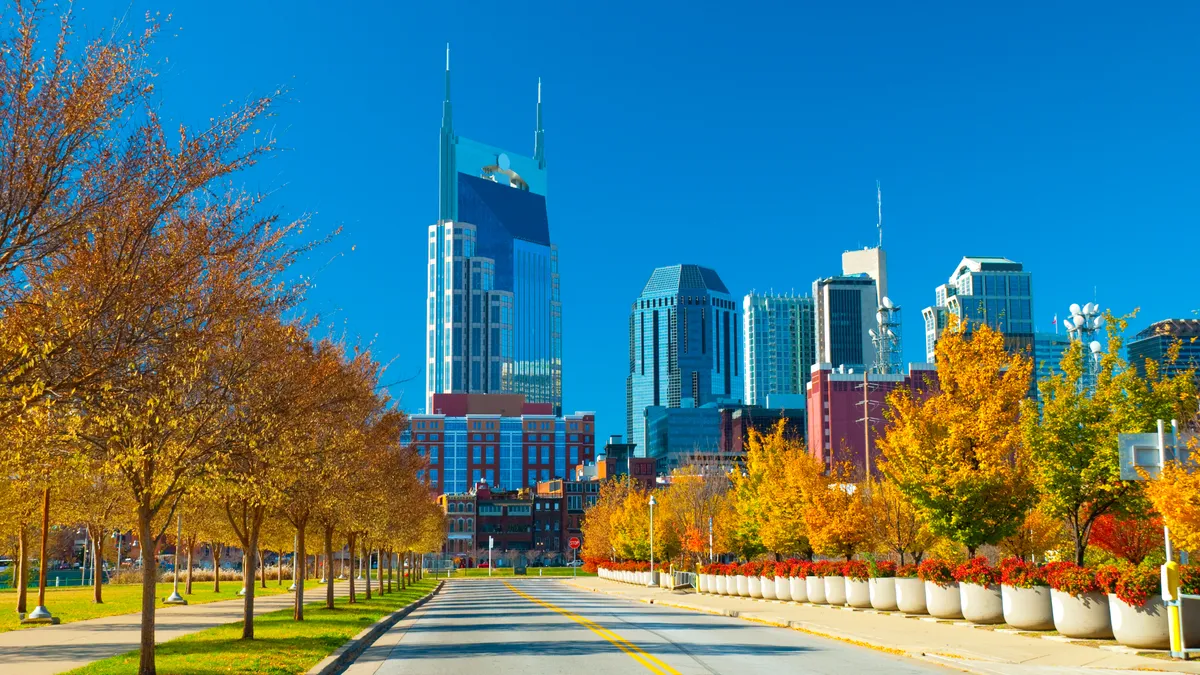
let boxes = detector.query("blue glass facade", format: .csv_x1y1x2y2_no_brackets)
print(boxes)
922,257,1035,362
626,265,742,453
427,55,562,414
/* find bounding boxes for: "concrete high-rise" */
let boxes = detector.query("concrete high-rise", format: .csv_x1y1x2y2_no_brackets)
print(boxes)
921,256,1034,362
742,293,816,407
627,265,741,452
427,48,563,414
813,274,878,372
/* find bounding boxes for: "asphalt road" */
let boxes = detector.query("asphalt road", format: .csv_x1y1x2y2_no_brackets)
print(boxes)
348,579,954,675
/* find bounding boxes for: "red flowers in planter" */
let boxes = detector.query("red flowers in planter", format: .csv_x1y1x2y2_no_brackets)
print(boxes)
918,559,955,586
1046,563,1100,597
789,561,812,578
812,560,842,577
739,562,759,577
1113,566,1159,606
843,560,870,580
869,560,897,578
1093,564,1122,595
896,564,919,578
774,561,791,578
954,557,998,586
999,558,1047,588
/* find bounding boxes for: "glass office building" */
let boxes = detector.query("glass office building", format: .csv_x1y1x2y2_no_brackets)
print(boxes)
1032,331,1071,384
427,50,563,414
812,274,877,372
1128,319,1200,387
921,256,1034,362
627,265,742,453
742,293,816,407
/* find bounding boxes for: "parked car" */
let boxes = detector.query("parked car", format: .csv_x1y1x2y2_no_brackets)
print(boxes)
566,560,584,567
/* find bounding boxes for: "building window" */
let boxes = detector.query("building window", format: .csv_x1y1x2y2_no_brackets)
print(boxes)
472,447,481,463
528,447,537,463
431,447,439,462
485,447,495,463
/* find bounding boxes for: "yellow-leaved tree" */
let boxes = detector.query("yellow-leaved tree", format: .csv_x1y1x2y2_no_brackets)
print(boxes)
865,477,937,564
878,320,1036,556
757,422,818,559
802,461,872,560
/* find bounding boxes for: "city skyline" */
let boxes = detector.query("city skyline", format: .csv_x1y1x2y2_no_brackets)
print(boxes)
81,0,1200,444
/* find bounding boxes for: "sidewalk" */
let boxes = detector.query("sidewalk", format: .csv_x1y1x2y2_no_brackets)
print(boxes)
564,578,1200,675
0,581,358,675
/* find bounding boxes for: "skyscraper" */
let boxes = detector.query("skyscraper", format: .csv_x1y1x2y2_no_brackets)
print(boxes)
1032,331,1071,383
841,246,902,374
427,47,563,415
742,293,816,407
921,257,1034,362
1128,319,1200,387
627,265,741,452
813,274,877,372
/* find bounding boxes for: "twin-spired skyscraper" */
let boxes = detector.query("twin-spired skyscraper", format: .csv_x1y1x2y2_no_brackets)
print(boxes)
426,48,563,415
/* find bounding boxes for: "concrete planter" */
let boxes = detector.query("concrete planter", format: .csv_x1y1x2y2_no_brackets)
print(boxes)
824,576,848,606
715,575,727,595
736,575,750,597
960,582,1004,624
895,577,927,614
1051,590,1113,639
869,577,898,611
806,576,827,604
648,571,659,587
698,574,709,593
790,577,808,603
846,578,872,608
1002,585,1054,630
775,576,791,601
1108,594,1169,649
748,575,763,598
925,581,963,619
760,576,776,600
725,575,737,596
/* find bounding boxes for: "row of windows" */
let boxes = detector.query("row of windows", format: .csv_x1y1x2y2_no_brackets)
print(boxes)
447,501,474,513
634,295,736,310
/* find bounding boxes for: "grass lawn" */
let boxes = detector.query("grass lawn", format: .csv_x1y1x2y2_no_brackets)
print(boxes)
0,579,320,633
450,567,595,577
66,579,439,675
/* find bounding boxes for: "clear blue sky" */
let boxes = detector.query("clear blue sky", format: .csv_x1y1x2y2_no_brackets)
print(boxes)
76,0,1200,441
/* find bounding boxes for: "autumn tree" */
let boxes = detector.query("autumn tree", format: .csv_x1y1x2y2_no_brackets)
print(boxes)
1146,462,1200,553
1024,313,1197,564
802,461,872,560
581,476,635,564
998,508,1066,561
757,423,819,559
878,321,1036,556
866,477,937,564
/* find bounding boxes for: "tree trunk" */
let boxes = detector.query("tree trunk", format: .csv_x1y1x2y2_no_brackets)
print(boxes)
375,548,382,595
16,523,28,614
386,549,393,593
241,516,262,640
213,542,222,593
400,551,407,590
137,505,158,675
260,547,267,589
91,526,105,603
35,488,50,611
294,522,306,621
185,537,193,595
324,524,335,610
967,545,976,558
363,542,372,601
347,533,357,604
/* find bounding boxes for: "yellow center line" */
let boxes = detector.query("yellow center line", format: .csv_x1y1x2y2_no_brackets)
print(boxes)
504,581,682,675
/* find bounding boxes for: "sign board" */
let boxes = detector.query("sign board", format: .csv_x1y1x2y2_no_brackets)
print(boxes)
488,536,494,550
568,536,581,550
1119,432,1196,480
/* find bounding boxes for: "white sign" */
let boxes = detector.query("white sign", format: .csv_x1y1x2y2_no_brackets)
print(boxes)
488,536,494,550
1118,431,1196,480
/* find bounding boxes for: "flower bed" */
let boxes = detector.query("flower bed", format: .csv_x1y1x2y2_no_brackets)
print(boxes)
999,558,1053,630
1047,563,1112,639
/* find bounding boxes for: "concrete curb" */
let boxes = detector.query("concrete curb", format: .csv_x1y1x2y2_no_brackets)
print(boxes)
306,580,444,675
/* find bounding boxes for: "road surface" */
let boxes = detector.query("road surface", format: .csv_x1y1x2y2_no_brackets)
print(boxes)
346,579,954,675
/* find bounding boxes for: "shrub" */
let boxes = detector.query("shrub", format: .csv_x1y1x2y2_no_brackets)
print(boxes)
954,557,998,586
843,560,869,580
1047,563,1099,597
1000,558,1047,588
739,562,759,577
774,561,791,578
896,564,919,578
870,560,897,578
918,559,955,586
1094,564,1123,595
1183,565,1200,595
1090,513,1163,565
1114,566,1159,606
812,560,842,577
789,561,811,578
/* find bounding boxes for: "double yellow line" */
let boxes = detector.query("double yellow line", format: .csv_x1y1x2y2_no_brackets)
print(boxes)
504,582,682,675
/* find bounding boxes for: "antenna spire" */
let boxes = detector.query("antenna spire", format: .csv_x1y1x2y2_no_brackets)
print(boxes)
876,180,883,248
534,77,545,168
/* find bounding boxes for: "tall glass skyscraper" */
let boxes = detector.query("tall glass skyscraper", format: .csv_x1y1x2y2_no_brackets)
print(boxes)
742,293,815,407
427,48,563,415
921,256,1034,362
626,265,741,453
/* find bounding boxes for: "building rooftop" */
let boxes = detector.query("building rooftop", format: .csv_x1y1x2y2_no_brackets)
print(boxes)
640,264,729,296
1133,319,1200,341
949,256,1024,282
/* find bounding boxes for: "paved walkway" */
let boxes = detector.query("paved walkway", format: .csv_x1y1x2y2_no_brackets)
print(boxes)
565,578,1200,675
0,580,363,675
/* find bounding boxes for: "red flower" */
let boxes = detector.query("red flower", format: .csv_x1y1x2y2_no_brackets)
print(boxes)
843,560,869,580
999,558,1047,588
954,557,998,586
1090,513,1163,565
1113,566,1158,606
870,560,897,578
789,561,812,578
774,561,791,578
813,560,842,577
918,559,956,586
739,562,759,577
1046,563,1099,597
896,564,919,578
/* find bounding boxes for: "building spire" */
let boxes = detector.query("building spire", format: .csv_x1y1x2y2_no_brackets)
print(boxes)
534,77,545,168
438,44,456,222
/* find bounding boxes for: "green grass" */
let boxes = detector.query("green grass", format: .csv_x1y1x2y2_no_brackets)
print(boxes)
448,567,595,577
0,580,320,633
65,579,439,675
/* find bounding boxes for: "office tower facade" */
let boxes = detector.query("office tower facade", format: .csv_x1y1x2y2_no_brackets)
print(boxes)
626,265,742,452
843,247,903,374
427,49,563,415
813,274,878,372
1033,331,1072,384
921,256,1034,362
1128,319,1200,387
405,393,595,494
742,293,816,407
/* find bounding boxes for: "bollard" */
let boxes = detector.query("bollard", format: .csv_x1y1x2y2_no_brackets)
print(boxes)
1164,562,1183,656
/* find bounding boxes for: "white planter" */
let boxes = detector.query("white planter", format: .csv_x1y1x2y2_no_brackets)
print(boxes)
789,577,807,603
775,576,791,601
1051,589,1113,639
715,575,727,595
960,582,1004,624
1109,594,1168,649
846,578,872,608
806,576,827,604
760,576,776,600
1002,585,1054,630
697,574,708,593
748,575,763,598
725,575,737,595
925,581,963,619
895,577,927,614
824,576,847,606
736,575,750,597
869,577,898,611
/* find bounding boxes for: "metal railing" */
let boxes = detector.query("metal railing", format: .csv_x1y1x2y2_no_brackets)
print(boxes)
667,571,695,590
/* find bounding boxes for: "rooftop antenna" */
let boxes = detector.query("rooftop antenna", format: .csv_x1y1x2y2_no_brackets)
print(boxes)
876,180,883,248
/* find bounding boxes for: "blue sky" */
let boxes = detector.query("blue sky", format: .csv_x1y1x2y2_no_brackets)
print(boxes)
74,0,1200,441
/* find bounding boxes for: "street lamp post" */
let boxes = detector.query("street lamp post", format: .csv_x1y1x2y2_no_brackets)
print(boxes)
1064,302,1106,394
165,512,187,605
648,495,657,587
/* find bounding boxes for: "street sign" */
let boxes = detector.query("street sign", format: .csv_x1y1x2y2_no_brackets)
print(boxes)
488,536,493,550
568,536,581,550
